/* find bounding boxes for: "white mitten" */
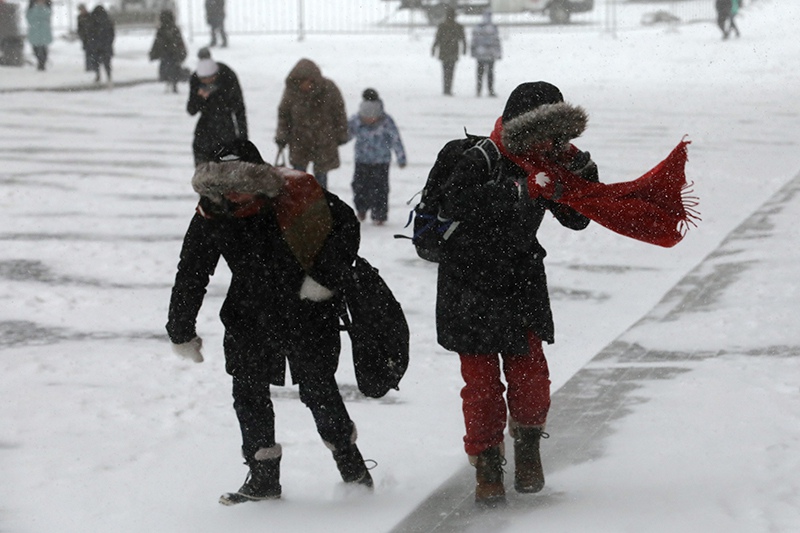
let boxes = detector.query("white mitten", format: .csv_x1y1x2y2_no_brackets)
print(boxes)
172,336,204,363
299,275,334,302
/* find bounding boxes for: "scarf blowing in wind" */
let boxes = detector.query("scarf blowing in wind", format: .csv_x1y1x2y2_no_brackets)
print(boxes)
492,82,699,248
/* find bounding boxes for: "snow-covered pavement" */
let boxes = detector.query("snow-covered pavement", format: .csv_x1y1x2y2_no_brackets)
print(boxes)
2,1,800,531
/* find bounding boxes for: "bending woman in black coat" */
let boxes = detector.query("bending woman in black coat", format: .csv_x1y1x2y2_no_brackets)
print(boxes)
166,140,373,504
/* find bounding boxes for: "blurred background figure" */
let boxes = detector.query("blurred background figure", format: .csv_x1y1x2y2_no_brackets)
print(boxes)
87,5,115,86
187,48,248,165
431,6,466,96
25,0,52,71
76,3,90,71
275,58,348,189
205,0,227,47
149,9,187,93
471,10,502,97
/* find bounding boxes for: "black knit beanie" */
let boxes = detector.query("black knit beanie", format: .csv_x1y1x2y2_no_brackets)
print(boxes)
362,88,380,101
502,82,564,123
211,139,266,165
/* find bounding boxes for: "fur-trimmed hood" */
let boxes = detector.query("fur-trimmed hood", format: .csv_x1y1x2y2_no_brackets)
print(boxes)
501,102,588,155
192,161,285,203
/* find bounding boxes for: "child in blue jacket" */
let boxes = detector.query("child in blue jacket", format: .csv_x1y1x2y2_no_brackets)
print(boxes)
347,88,407,225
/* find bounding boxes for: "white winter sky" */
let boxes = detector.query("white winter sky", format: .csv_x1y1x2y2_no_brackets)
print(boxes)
1,1,800,532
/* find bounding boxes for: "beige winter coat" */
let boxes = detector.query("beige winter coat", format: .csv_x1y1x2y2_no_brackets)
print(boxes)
275,59,348,174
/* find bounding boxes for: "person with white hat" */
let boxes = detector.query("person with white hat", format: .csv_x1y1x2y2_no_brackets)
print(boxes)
187,47,247,166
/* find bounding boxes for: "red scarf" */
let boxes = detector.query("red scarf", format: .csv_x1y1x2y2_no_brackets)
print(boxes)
489,117,699,248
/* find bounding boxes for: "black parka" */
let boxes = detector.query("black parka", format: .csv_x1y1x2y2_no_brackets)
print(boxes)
166,192,359,384
187,63,247,164
436,148,590,355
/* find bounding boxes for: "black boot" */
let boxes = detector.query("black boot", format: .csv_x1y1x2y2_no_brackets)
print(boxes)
471,445,506,506
512,425,548,493
332,443,373,488
219,447,282,505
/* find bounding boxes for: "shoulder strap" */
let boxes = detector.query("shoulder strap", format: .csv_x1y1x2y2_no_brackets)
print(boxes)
470,138,501,173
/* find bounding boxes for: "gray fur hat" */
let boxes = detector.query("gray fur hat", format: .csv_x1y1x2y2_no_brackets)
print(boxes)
501,81,588,154
192,161,284,203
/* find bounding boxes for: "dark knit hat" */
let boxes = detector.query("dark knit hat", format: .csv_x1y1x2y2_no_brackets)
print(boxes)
502,82,564,123
362,88,380,101
211,139,265,165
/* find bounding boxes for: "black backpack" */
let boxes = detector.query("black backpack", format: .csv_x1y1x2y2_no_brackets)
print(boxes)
340,256,409,398
396,132,501,262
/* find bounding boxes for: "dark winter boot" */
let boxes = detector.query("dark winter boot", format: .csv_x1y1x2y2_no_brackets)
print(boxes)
331,442,374,488
219,445,282,505
512,425,548,493
471,445,506,507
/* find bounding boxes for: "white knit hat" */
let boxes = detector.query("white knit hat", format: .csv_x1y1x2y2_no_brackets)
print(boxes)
196,58,219,78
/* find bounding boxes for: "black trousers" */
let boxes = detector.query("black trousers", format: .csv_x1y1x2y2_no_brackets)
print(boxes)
476,60,495,95
441,60,456,95
232,372,354,462
352,163,390,222
32,45,47,70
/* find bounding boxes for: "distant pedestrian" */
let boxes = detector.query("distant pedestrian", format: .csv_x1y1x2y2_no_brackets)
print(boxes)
149,9,187,93
87,5,115,85
187,48,247,165
471,10,502,97
25,0,52,71
76,3,91,71
346,88,407,225
275,58,348,190
716,0,741,39
205,0,227,48
431,6,466,96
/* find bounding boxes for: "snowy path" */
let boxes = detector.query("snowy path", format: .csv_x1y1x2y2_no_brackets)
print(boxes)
389,167,800,532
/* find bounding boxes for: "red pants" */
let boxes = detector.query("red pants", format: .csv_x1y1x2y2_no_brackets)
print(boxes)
459,331,551,456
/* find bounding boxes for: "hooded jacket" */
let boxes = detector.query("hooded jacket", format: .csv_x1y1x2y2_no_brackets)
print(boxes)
167,159,360,384
436,85,595,354
276,59,348,174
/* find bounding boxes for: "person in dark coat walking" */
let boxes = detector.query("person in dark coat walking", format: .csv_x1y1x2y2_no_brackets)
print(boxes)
436,81,599,506
205,0,227,47
86,5,114,85
166,139,373,504
275,58,348,189
715,0,741,39
149,9,187,93
187,48,247,165
431,6,466,96
76,3,91,71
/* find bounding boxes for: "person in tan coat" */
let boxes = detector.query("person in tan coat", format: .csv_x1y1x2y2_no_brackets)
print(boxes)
275,58,348,189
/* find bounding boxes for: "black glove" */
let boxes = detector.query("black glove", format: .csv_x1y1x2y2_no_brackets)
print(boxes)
568,151,599,183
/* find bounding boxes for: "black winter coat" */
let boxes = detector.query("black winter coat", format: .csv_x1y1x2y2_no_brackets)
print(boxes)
187,63,247,164
436,148,590,355
166,192,360,384
149,20,187,83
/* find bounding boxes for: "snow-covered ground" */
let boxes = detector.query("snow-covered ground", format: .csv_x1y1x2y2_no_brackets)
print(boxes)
2,1,799,531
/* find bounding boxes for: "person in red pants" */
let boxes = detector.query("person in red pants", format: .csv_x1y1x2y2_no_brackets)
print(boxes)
435,81,599,506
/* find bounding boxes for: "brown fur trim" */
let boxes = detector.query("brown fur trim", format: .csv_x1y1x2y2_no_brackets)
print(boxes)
501,102,588,155
192,161,284,203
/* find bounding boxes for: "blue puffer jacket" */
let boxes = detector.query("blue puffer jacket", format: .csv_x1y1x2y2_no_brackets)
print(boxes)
347,113,407,166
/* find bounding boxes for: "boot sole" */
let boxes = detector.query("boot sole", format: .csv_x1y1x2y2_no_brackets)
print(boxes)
219,491,281,505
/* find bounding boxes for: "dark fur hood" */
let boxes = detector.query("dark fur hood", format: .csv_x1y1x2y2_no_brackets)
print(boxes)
192,161,284,203
501,102,588,155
